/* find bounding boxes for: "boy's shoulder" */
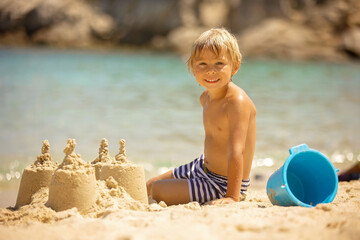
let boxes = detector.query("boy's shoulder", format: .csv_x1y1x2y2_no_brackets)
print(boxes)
226,83,247,101
226,83,256,113
200,90,208,106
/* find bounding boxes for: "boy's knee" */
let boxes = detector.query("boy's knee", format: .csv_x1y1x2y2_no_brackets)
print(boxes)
150,181,163,202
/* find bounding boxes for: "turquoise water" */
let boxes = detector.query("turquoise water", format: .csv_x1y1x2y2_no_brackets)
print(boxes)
0,48,359,185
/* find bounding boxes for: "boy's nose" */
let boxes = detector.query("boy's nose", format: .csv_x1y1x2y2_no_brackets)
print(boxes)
206,67,216,74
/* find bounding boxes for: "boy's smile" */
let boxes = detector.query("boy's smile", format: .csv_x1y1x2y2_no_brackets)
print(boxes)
205,78,220,83
192,48,238,90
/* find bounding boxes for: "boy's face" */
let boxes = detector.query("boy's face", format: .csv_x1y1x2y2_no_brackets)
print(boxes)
192,48,239,90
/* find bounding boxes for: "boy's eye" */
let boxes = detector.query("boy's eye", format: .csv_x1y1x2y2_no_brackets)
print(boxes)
216,62,224,65
199,62,206,65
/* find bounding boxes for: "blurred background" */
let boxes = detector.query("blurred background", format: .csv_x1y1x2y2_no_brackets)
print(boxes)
0,0,359,207
1,0,360,59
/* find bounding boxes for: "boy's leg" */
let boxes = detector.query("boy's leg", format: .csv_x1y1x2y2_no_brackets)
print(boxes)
146,170,174,196
151,179,190,205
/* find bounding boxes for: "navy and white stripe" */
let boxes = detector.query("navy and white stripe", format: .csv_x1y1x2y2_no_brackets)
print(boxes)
172,155,250,204
241,179,250,195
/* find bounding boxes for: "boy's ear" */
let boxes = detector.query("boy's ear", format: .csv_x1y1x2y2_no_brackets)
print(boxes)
232,60,241,76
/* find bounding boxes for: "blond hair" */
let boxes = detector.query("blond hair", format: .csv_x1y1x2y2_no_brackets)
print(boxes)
187,28,241,73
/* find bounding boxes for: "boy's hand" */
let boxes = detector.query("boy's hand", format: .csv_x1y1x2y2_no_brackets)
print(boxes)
210,197,237,205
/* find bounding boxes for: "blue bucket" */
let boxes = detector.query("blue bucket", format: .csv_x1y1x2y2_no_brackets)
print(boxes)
266,144,338,207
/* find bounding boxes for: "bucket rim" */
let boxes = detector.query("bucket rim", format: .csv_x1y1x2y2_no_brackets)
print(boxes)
282,148,338,207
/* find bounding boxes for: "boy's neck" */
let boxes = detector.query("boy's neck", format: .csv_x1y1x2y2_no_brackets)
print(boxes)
207,82,231,100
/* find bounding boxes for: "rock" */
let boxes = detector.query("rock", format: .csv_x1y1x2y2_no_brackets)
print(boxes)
228,0,285,32
238,18,345,61
0,0,359,61
0,0,41,32
179,0,198,27
342,27,360,57
24,0,65,35
89,14,115,40
96,0,182,44
167,26,208,55
199,0,230,28
29,0,115,47
31,20,92,48
0,0,115,48
347,2,360,27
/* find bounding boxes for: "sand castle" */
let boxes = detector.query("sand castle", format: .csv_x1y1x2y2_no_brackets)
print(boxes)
46,139,97,214
15,140,58,208
91,138,114,179
14,137,148,216
98,139,148,204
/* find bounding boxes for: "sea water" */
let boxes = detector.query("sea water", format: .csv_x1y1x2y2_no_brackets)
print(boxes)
0,48,359,186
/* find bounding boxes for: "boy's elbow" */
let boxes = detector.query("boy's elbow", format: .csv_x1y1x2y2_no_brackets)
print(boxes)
229,151,244,162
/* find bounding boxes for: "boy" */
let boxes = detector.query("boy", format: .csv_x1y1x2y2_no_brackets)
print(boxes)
146,28,256,205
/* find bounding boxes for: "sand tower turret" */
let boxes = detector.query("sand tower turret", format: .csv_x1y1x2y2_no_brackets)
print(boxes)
15,140,58,208
47,139,97,214
99,139,148,204
91,138,113,179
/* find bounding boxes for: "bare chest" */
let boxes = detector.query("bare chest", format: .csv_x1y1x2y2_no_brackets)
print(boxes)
203,100,228,134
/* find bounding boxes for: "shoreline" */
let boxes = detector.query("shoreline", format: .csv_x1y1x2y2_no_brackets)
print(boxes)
1,45,360,64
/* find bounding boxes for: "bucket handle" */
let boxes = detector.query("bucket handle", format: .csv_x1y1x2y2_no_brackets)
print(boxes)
289,144,309,155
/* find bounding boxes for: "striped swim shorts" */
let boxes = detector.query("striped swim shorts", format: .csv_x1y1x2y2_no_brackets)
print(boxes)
172,154,250,204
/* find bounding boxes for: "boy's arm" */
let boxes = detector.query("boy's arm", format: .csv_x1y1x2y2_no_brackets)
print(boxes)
200,90,207,107
211,96,251,205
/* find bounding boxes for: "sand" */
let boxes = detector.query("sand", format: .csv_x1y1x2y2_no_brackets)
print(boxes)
15,140,58,208
1,139,359,239
91,138,113,180
46,139,98,214
94,139,148,204
0,180,359,239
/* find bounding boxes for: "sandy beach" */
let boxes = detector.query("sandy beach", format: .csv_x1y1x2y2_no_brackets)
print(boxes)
0,178,359,240
0,139,359,239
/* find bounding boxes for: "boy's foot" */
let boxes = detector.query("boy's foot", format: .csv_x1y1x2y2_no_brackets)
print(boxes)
338,173,360,182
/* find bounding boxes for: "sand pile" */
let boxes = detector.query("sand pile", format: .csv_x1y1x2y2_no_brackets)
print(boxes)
1,180,359,239
46,139,98,214
1,138,359,238
91,138,114,179
15,140,58,208
98,139,148,204
0,174,156,225
1,138,153,225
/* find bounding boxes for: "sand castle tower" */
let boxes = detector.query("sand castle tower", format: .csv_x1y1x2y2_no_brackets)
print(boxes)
91,138,113,179
15,140,58,208
99,139,148,204
47,139,97,214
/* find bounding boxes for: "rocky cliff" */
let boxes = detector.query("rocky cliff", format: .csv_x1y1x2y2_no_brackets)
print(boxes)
0,0,359,60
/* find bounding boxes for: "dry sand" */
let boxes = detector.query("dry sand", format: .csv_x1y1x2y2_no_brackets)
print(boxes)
96,139,148,204
0,180,359,240
0,139,359,240
15,140,58,208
